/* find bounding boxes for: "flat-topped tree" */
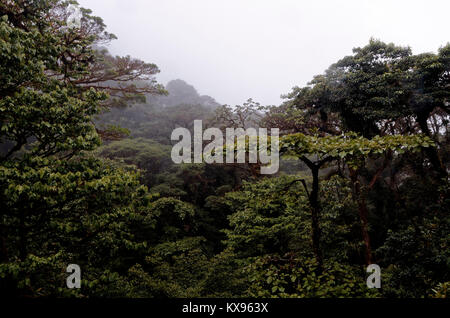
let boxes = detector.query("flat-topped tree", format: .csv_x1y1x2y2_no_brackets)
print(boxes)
0,0,165,295
281,132,435,267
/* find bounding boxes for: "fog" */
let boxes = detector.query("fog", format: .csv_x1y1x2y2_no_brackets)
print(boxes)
77,0,450,106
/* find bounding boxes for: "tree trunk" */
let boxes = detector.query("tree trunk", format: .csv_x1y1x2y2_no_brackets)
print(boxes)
356,192,373,265
350,169,373,264
417,115,447,178
310,165,323,270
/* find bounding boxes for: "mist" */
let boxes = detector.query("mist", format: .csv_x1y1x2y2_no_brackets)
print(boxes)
77,0,449,106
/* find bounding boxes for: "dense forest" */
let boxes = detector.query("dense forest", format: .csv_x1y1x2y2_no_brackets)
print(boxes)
0,0,449,299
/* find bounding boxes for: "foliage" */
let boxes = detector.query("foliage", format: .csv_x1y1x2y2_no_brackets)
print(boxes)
281,132,435,168
224,176,311,258
245,254,378,298
0,1,448,299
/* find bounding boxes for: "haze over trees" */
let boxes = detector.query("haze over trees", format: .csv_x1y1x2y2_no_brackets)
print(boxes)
0,0,448,298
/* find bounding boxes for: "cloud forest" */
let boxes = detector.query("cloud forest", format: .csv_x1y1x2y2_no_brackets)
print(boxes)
0,0,448,301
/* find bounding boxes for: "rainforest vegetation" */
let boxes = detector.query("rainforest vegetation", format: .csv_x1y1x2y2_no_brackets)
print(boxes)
0,0,448,298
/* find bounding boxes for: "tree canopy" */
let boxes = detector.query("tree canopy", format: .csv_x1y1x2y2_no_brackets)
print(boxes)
0,0,448,300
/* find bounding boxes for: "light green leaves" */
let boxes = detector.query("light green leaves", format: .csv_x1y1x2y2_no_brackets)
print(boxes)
280,132,435,167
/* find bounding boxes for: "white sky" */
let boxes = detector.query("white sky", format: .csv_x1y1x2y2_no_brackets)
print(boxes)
78,0,450,106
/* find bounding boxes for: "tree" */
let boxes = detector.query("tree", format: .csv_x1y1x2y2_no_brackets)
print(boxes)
224,176,311,258
280,132,435,265
283,39,449,176
0,0,164,296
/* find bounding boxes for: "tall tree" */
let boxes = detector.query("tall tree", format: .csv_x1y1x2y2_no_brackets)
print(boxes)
281,132,434,265
0,0,164,296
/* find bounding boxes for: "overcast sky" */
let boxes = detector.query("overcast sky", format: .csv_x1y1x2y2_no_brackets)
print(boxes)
78,0,449,106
